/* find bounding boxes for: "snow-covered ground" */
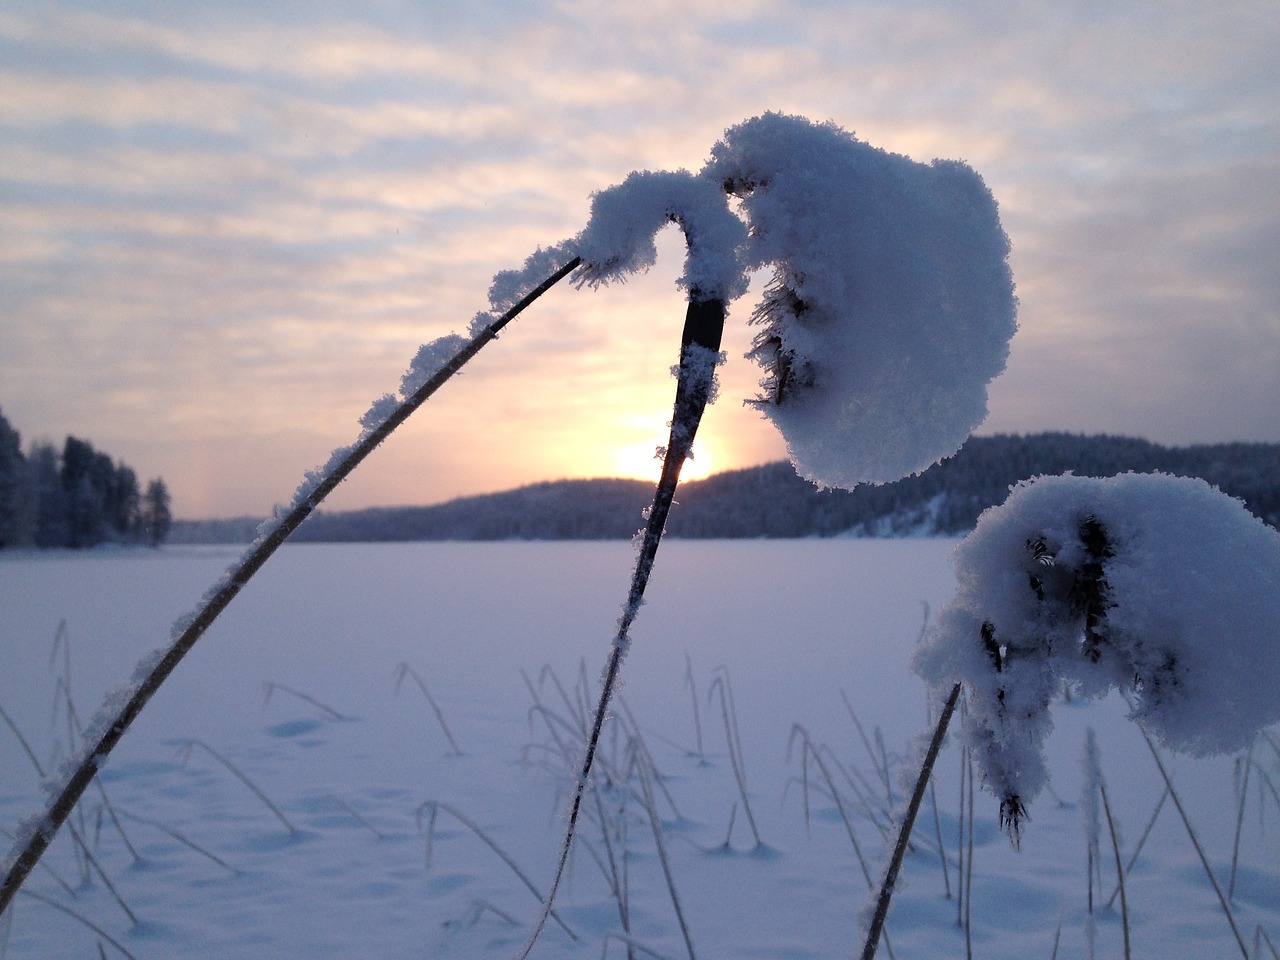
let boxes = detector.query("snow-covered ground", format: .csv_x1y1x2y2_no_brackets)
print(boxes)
1,539,1276,958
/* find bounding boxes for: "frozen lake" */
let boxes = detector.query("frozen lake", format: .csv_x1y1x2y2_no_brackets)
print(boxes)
1,540,1276,958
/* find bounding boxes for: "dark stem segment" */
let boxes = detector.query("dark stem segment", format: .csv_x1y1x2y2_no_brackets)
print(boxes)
0,256,582,920
861,681,963,960
515,294,726,960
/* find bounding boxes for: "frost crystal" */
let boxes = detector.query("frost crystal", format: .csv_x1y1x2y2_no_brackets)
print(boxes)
914,472,1280,830
703,112,1017,488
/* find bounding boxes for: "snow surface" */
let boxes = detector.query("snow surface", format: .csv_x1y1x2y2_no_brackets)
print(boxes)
2,540,1276,959
914,473,1280,834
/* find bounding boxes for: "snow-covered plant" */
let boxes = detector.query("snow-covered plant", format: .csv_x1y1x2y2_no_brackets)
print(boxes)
913,472,1280,840
1,112,1021,933
704,113,1017,487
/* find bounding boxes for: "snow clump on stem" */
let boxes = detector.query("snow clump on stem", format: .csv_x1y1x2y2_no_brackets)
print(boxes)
913,472,1280,841
704,112,1017,488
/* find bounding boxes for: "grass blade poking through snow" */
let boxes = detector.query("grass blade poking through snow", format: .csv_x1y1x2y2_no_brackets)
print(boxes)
177,739,296,836
394,662,463,756
0,255,580,918
416,800,578,943
263,682,346,721
1140,727,1248,958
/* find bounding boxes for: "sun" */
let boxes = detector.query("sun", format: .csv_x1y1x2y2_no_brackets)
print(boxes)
609,439,715,483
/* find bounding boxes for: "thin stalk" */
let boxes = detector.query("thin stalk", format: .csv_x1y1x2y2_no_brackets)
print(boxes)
1228,742,1253,900
63,699,141,864
1140,728,1248,958
178,739,295,835
328,796,386,840
683,653,705,761
787,727,873,888
416,799,578,942
842,691,892,806
514,293,726,960
861,681,961,960
636,749,696,960
604,932,681,960
709,674,761,849
0,255,579,918
394,663,462,755
1099,779,1130,960
590,786,630,952
924,701,951,899
263,681,346,720
1105,785,1168,910
956,737,966,928
0,829,76,899
965,746,975,960
17,889,139,960
118,809,235,871
1255,925,1280,960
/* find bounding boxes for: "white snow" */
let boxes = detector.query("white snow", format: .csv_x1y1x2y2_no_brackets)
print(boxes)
704,112,1018,489
914,473,1280,832
572,169,750,303
1,540,1276,959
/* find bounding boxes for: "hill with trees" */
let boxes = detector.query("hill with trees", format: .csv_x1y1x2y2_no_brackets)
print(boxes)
0,407,171,549
170,432,1279,544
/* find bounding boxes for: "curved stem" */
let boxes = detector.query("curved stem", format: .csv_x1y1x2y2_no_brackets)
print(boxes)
515,294,725,959
0,256,581,919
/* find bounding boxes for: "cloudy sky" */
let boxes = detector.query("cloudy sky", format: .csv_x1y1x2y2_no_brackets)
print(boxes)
2,1,1276,518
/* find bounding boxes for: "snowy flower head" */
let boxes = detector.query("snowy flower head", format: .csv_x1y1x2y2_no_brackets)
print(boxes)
913,472,1280,838
704,112,1018,488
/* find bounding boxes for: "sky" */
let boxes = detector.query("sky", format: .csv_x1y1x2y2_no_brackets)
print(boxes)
1,0,1277,519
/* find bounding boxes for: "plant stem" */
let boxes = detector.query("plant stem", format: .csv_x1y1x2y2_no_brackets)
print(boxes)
861,681,961,960
0,256,581,919
514,293,726,960
1140,728,1248,958
1099,779,1130,960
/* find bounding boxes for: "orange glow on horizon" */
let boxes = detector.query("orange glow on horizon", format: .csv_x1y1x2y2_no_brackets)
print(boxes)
608,438,715,484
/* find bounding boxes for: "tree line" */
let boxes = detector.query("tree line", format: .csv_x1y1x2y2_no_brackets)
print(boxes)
169,432,1280,544
0,407,172,549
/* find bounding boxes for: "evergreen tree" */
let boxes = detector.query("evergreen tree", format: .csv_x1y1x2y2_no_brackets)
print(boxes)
28,442,70,548
61,436,107,547
141,478,172,547
0,408,32,548
109,463,142,540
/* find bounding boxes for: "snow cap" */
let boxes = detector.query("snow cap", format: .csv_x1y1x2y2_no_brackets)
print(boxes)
704,112,1017,488
914,472,1280,821
573,169,750,302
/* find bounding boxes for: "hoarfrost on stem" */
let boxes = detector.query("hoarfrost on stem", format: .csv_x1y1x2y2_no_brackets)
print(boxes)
913,472,1280,836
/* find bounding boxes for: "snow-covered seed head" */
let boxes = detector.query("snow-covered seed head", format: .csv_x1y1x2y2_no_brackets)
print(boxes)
703,112,1018,489
914,473,1280,839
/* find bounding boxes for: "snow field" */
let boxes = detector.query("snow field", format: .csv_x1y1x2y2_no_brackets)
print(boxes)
0,540,1276,958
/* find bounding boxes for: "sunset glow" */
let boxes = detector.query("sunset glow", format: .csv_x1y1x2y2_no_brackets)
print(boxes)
1,3,1275,519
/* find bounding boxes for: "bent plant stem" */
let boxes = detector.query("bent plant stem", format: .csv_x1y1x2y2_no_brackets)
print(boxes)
515,293,726,960
861,680,962,960
0,255,582,918
1140,728,1248,959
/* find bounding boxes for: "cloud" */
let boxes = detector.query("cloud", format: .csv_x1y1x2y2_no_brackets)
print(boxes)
1,0,1276,516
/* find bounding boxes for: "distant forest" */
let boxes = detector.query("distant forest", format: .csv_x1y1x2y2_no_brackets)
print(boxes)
171,432,1280,544
0,408,172,549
